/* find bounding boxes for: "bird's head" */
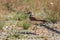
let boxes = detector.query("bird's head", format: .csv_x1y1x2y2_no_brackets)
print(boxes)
27,11,34,17
24,8,34,17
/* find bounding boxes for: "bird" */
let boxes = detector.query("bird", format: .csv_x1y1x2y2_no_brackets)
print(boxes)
26,10,48,33
27,11,47,24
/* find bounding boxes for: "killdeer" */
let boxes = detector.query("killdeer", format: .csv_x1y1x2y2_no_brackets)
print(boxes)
27,11,47,24
26,11,47,33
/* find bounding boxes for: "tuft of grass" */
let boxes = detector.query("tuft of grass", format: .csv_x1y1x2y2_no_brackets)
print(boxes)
12,33,19,38
0,21,5,30
16,21,31,30
22,22,31,30
15,11,28,21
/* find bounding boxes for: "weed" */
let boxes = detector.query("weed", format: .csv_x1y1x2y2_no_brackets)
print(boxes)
0,21,5,30
15,11,28,21
22,22,31,30
12,33,19,38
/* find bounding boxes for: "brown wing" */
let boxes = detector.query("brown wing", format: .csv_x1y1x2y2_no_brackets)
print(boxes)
29,16,47,22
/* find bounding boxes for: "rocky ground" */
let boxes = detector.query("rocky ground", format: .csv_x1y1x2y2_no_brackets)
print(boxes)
0,23,60,40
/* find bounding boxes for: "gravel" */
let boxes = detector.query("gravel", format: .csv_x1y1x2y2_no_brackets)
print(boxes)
0,23,60,40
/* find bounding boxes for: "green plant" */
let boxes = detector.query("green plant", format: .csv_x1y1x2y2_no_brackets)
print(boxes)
22,22,31,30
12,33,19,38
47,16,57,23
0,21,5,30
15,11,28,21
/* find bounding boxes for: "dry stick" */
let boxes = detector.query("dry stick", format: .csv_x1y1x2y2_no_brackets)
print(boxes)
40,24,60,34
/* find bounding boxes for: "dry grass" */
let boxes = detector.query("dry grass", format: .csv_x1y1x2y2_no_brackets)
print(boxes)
0,0,60,30
42,0,60,22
